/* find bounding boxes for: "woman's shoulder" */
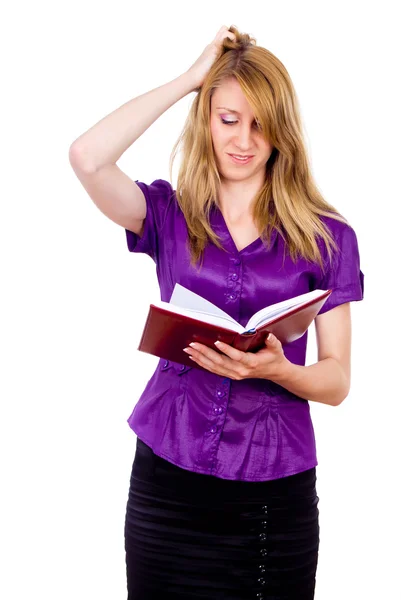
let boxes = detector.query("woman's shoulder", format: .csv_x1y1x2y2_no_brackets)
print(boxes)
319,212,355,235
318,213,361,251
136,178,176,201
135,178,180,225
316,213,362,272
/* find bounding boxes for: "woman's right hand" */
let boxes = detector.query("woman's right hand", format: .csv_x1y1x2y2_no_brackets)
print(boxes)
186,26,236,91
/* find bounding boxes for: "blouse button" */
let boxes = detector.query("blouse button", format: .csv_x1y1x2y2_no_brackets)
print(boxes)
234,258,241,265
259,533,267,542
210,425,218,434
262,505,269,514
258,564,266,573
260,548,268,557
228,292,237,301
258,578,266,586
213,406,223,415
216,389,225,398
261,520,268,528
256,594,264,599
231,273,239,281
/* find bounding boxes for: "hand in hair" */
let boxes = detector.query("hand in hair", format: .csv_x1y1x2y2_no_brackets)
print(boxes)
186,25,236,90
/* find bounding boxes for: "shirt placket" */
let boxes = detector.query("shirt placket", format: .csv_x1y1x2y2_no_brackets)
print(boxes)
197,255,243,474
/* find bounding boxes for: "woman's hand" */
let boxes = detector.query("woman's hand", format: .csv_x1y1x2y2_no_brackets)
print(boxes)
186,25,236,90
183,333,290,381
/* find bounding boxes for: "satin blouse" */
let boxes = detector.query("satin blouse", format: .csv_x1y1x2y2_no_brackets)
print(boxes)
125,179,364,481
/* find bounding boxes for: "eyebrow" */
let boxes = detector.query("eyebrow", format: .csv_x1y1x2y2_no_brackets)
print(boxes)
216,106,241,114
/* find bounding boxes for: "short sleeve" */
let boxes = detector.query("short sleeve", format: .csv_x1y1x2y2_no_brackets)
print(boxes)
125,179,175,262
315,220,364,315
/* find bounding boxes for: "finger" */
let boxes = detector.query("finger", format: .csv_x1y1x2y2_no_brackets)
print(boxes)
214,25,227,39
216,25,230,34
185,346,225,375
221,31,236,42
184,343,242,377
216,26,236,42
265,332,280,347
187,342,227,365
214,340,248,362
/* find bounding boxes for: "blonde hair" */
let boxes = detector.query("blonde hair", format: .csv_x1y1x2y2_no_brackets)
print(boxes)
169,25,347,270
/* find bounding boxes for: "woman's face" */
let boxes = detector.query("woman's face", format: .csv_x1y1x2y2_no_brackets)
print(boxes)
210,77,274,183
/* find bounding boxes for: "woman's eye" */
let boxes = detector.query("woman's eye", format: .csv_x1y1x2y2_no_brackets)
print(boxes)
220,118,262,129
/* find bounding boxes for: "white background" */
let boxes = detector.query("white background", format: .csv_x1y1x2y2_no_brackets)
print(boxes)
1,1,400,598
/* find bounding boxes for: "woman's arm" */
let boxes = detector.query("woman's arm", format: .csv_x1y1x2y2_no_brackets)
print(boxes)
68,73,196,233
68,26,235,232
69,25,236,173
185,303,353,407
271,303,352,406
69,73,196,174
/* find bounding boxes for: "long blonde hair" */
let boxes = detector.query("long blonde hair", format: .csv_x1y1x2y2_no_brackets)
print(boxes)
169,26,346,270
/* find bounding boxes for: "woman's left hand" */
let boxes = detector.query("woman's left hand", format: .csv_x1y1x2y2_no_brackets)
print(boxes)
183,333,289,380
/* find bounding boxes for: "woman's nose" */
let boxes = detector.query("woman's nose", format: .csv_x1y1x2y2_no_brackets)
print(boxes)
234,125,253,150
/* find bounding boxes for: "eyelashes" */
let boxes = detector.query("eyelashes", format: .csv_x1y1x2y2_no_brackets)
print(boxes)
220,118,262,129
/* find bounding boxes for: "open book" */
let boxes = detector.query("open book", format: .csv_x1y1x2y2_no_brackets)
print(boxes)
138,284,332,368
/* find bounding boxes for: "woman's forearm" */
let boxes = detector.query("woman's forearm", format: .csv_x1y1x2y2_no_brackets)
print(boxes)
271,358,350,407
69,72,196,173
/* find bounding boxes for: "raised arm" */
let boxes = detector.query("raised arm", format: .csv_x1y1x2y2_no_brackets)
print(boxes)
68,73,196,234
68,25,236,235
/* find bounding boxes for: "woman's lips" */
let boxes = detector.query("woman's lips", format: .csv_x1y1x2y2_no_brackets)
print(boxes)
228,154,254,165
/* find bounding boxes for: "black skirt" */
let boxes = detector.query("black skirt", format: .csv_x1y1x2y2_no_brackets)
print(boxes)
124,437,320,600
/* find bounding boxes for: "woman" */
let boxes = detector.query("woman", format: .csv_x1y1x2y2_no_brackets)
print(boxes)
69,25,364,600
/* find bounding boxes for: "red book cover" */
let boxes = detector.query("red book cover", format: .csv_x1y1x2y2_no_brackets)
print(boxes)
138,288,332,369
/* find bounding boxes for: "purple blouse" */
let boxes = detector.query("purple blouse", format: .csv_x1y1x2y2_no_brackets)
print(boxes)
125,179,364,482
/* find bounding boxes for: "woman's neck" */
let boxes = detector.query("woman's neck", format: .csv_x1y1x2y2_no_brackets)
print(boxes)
217,178,262,221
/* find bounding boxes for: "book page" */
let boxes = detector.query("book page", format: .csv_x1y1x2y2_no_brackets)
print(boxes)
152,284,245,333
245,289,328,331
170,284,240,324
152,300,245,333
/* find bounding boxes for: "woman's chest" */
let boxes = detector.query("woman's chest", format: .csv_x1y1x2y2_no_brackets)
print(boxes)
223,218,261,253
158,217,318,326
